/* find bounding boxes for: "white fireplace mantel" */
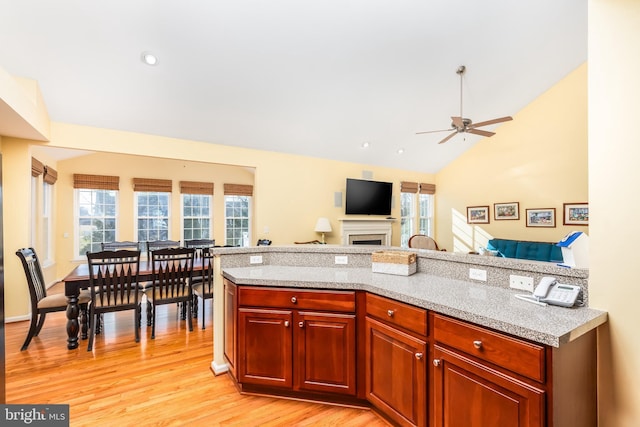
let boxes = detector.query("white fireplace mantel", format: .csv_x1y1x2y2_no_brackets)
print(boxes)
338,218,394,246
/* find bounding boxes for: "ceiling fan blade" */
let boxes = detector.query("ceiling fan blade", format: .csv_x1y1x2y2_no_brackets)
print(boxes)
466,128,495,137
437,131,458,144
468,116,513,128
416,128,453,135
451,116,464,128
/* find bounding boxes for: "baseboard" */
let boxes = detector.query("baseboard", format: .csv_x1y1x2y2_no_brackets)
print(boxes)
211,360,229,375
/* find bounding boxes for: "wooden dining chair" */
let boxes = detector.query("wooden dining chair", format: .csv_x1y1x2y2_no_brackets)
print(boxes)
101,241,142,251
146,240,180,259
15,247,91,351
86,250,143,351
191,247,214,329
149,247,196,338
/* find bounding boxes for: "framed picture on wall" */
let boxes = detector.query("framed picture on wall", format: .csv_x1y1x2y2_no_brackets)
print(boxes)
467,206,490,224
526,208,556,227
494,202,520,220
563,202,589,226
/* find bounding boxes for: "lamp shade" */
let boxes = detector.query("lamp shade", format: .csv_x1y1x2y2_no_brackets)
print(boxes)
314,217,332,233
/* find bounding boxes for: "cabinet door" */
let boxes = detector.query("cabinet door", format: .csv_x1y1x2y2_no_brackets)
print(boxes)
223,280,237,377
366,317,427,427
295,311,356,395
432,345,545,427
238,308,293,388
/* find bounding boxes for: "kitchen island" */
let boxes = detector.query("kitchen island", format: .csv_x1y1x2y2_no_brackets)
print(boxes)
210,245,606,426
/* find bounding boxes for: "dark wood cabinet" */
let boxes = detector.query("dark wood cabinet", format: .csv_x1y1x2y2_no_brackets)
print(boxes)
365,293,428,427
366,317,427,427
238,308,293,388
432,344,545,427
223,279,237,377
236,287,357,396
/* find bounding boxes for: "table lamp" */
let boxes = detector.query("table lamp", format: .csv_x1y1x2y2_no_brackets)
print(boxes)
314,217,332,244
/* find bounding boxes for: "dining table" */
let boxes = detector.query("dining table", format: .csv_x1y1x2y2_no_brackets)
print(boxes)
63,259,203,350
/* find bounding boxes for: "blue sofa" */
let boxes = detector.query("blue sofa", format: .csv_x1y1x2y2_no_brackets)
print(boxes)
487,238,563,263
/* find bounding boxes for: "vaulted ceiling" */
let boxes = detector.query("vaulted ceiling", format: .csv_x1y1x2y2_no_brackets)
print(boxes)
0,1,586,173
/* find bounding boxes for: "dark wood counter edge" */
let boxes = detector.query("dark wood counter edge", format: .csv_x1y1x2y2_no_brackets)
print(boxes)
221,269,607,348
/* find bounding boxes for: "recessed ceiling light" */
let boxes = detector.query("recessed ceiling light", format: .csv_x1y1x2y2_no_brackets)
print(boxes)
397,148,405,154
141,51,158,66
361,142,370,149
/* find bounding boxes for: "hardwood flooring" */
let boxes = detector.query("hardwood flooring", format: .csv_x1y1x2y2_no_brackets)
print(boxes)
5,286,390,426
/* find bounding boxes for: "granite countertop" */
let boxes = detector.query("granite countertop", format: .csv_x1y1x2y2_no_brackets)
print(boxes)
222,265,607,347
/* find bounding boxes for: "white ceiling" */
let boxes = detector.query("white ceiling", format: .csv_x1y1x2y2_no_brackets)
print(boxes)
0,1,586,173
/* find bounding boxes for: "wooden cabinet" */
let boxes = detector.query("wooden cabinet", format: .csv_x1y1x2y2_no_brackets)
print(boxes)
237,287,357,396
365,293,428,427
223,279,237,377
431,313,598,427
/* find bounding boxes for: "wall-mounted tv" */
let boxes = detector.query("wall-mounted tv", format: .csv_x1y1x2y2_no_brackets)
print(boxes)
345,178,393,215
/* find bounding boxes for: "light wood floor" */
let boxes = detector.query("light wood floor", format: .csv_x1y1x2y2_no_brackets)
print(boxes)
5,286,390,426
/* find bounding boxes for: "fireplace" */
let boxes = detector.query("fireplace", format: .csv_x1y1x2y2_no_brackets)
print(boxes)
339,218,393,246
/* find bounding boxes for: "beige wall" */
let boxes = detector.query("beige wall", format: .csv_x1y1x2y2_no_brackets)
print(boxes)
3,124,434,319
589,1,640,425
436,63,588,252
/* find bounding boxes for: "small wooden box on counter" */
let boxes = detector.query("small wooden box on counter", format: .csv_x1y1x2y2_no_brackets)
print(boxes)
371,251,417,276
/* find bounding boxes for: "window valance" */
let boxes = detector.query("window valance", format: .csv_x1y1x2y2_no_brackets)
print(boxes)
43,166,58,185
31,158,44,177
400,181,419,193
74,174,120,190
224,183,253,196
180,181,214,195
133,178,172,192
420,183,436,194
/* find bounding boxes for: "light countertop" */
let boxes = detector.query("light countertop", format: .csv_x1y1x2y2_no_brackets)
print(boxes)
222,265,607,347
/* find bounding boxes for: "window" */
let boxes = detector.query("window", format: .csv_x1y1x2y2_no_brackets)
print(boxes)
30,175,37,248
41,182,53,262
182,194,212,240
225,195,251,246
224,184,253,247
136,192,171,243
419,193,434,236
400,192,415,248
77,188,117,256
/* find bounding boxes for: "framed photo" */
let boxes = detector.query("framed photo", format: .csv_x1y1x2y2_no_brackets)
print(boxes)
467,206,490,224
526,208,556,227
494,202,520,220
563,202,589,226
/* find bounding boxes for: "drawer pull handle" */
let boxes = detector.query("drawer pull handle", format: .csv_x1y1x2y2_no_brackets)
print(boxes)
284,321,290,328
433,359,441,367
387,309,395,317
473,340,483,349
291,296,297,304
298,321,304,328
415,352,423,360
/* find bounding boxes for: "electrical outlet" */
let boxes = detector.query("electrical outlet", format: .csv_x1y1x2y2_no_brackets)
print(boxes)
469,268,487,281
250,255,263,264
509,274,534,291
335,255,348,265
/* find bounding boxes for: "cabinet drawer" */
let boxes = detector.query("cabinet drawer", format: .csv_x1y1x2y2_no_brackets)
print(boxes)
433,314,546,383
238,287,356,313
366,293,428,336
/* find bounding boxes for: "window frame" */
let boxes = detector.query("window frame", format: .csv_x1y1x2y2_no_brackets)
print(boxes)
181,193,212,241
134,191,172,246
74,187,119,259
224,195,252,247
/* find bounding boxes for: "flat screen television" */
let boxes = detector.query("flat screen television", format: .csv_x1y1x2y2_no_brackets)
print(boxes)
345,178,393,215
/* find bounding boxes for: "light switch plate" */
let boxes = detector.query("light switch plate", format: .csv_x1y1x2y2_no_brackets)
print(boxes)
509,274,534,291
335,255,348,265
469,268,487,281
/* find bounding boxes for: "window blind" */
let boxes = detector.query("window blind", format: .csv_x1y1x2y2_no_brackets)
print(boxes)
400,181,419,193
31,157,44,177
43,166,58,185
132,178,172,192
224,183,253,196
73,174,120,190
419,183,436,195
180,181,214,195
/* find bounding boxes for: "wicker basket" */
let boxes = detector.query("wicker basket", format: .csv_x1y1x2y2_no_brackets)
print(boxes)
371,251,417,276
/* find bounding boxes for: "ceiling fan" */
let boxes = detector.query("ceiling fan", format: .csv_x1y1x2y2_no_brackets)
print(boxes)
416,65,513,144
